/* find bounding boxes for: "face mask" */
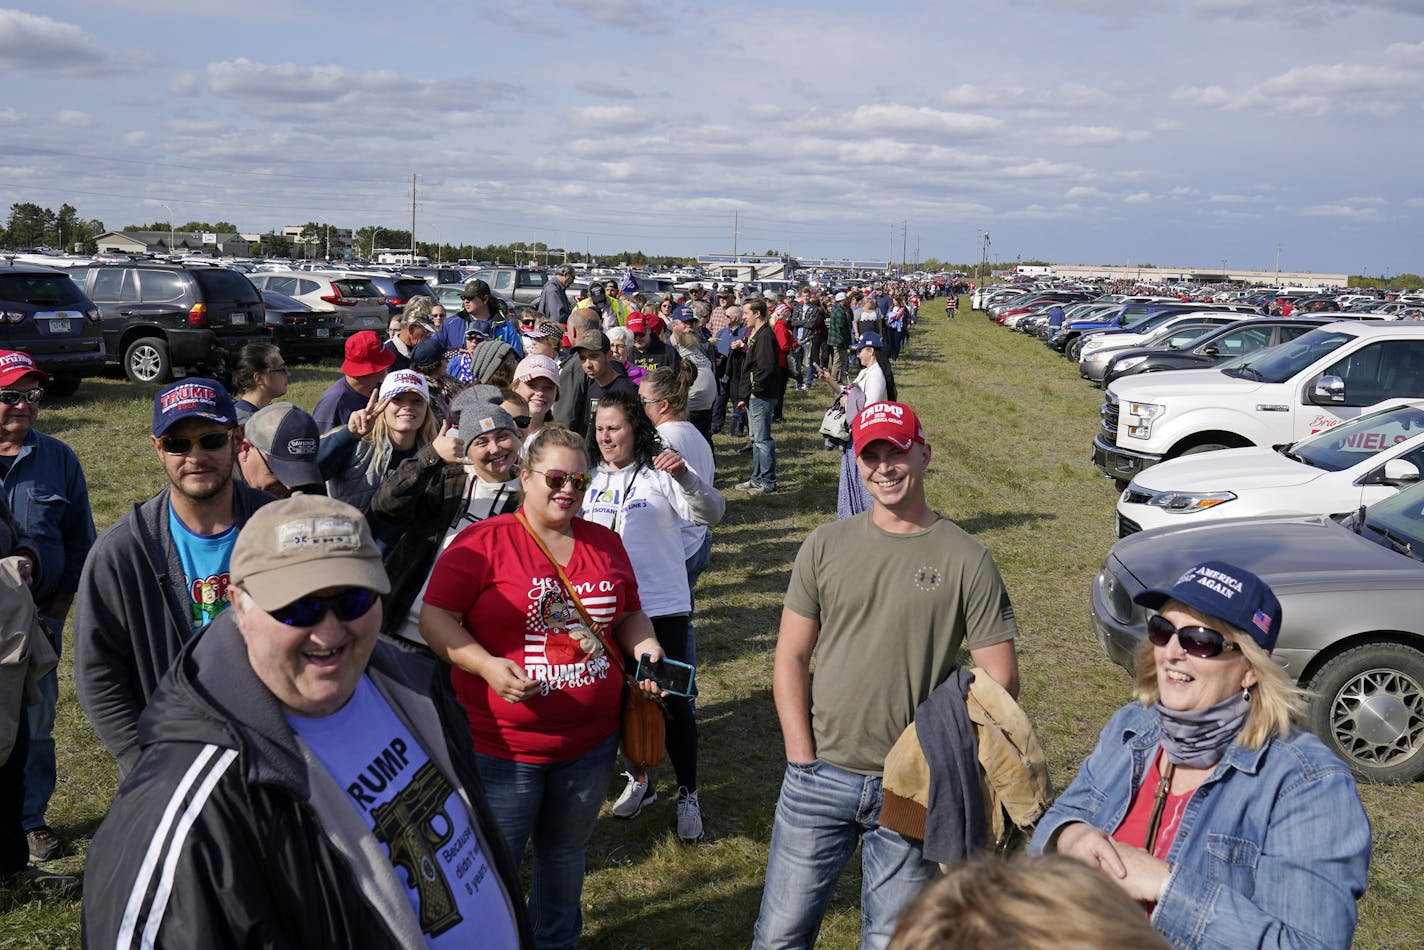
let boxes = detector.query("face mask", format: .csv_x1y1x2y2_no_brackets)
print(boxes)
1154,691,1250,768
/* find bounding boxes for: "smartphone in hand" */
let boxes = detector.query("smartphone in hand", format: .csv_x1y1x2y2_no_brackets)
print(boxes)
635,654,696,697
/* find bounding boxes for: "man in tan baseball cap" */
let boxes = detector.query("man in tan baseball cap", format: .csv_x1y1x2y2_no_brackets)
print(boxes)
82,492,531,946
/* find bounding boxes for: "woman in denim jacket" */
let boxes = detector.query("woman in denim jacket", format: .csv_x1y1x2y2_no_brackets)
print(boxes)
1030,560,1370,950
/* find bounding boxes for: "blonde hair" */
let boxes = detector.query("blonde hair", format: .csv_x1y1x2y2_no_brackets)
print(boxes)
888,854,1169,950
640,362,694,419
367,397,437,472
524,424,588,472
1132,609,1307,749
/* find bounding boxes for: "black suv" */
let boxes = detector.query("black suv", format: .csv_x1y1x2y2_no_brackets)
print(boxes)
0,263,106,397
78,262,270,383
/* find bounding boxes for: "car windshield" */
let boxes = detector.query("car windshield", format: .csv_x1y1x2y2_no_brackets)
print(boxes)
1289,403,1424,470
1360,480,1424,561
0,272,89,307
191,269,259,300
332,279,380,299
1221,329,1353,383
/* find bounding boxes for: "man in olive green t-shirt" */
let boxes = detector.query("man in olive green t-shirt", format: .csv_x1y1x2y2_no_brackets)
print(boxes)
753,402,1021,950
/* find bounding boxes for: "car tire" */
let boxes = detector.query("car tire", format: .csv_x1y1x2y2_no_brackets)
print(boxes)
1306,642,1424,784
45,374,81,398
124,337,172,384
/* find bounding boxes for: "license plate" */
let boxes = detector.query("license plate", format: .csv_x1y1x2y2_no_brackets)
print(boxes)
316,328,330,338
48,318,70,334
231,314,246,325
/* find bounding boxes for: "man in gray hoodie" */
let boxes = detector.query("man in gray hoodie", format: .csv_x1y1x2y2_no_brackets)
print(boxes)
74,379,272,775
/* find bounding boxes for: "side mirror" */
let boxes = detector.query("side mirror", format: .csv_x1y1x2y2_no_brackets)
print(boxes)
1312,375,1346,404
1202,345,1220,356
1383,458,1421,484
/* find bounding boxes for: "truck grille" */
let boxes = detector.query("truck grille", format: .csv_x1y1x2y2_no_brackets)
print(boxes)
1100,391,1119,440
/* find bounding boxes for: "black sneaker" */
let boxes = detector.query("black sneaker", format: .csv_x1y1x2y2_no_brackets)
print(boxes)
26,825,66,863
1,867,81,899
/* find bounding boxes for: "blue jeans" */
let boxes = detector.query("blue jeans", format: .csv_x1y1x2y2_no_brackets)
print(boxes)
22,615,62,830
753,759,937,950
748,396,776,488
476,730,620,950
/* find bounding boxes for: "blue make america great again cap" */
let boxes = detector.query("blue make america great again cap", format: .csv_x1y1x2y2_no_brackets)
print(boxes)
1133,559,1282,651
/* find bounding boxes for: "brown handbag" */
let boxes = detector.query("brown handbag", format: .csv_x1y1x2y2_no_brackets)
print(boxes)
515,510,666,768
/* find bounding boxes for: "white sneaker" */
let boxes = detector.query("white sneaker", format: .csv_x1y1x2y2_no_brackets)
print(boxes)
612,771,656,819
676,787,705,842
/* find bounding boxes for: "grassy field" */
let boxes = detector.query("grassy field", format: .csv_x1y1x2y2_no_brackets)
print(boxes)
3,305,1421,946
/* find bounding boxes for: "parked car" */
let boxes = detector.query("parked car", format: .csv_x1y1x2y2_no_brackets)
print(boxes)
1115,400,1424,536
432,284,521,322
465,266,549,305
402,266,465,287
348,272,436,317
1092,481,1424,783
78,262,269,383
1093,322,1424,484
258,290,344,360
1079,313,1240,383
1100,317,1329,388
0,263,106,397
247,271,388,339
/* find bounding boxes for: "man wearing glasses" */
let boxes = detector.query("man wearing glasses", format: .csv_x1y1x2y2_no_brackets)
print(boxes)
0,350,95,864
75,379,273,776
83,495,530,948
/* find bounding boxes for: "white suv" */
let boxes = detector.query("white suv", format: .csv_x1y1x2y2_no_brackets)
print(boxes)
248,271,387,338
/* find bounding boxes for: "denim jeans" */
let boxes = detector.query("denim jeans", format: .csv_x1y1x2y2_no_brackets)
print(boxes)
753,759,937,950
801,337,824,388
748,396,776,489
476,730,620,950
22,615,62,829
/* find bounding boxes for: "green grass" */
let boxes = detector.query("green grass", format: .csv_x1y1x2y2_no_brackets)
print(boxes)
4,308,1421,946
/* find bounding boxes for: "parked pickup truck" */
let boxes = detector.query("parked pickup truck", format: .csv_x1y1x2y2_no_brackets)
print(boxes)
1093,321,1424,484
466,266,548,305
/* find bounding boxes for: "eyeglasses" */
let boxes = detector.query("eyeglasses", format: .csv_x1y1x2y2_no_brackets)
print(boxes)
1146,614,1239,659
531,468,592,492
0,388,43,405
266,365,289,375
639,396,666,405
160,431,232,455
267,587,380,627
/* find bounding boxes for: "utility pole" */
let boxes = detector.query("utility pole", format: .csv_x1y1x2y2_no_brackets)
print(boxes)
1276,242,1282,284
410,173,417,264
888,224,894,268
732,211,740,257
915,235,920,271
902,220,908,270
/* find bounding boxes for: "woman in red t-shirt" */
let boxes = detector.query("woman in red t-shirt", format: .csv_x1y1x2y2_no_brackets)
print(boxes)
420,424,664,949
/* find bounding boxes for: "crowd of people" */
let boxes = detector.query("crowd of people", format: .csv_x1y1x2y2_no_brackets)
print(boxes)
0,272,1376,950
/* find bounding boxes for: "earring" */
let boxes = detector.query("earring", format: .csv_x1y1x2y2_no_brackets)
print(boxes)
1241,686,1252,703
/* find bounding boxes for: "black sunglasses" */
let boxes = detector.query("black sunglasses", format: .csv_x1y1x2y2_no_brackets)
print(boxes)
1146,614,1239,659
0,387,43,405
160,431,232,455
531,468,591,492
269,587,380,627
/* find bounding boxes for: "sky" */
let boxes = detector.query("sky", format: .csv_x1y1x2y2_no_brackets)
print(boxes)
4,0,1423,275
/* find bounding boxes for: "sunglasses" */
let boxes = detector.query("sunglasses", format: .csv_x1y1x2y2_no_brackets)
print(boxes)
531,468,591,492
1146,614,1240,659
268,587,380,627
0,387,43,405
160,430,232,455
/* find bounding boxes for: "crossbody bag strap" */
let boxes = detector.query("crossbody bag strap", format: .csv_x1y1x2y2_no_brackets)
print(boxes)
514,508,627,677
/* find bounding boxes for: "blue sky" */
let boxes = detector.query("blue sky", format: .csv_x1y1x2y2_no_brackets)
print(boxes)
4,0,1421,275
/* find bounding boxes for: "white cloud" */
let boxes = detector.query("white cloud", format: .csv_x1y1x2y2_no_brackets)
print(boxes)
575,80,638,100
1174,60,1421,115
941,82,1110,112
0,107,22,124
1057,125,1150,147
552,0,671,34
788,104,1002,140
168,71,201,96
56,110,93,127
0,9,108,74
1303,203,1382,220
1124,192,1153,204
566,105,641,132
1192,0,1424,23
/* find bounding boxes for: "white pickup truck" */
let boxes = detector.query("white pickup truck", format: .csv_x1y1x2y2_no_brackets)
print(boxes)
1093,321,1424,484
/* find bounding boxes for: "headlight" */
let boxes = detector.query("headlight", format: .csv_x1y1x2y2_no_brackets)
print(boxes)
1113,356,1146,372
1145,490,1237,512
1098,568,1135,623
1123,400,1163,439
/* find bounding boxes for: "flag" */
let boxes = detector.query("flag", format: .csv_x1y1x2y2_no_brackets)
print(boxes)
619,271,639,294
983,232,991,246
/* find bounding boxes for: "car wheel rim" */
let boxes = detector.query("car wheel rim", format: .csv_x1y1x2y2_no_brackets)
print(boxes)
1329,667,1424,768
131,347,160,380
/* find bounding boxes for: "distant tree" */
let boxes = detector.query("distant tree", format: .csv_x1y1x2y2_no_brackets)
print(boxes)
124,221,173,232
253,233,292,258
6,202,55,248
